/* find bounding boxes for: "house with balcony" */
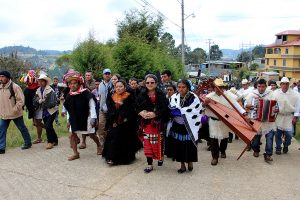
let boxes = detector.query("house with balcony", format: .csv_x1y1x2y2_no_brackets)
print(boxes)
265,30,300,79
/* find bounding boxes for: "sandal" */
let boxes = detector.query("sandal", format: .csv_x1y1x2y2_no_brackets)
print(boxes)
144,166,153,173
33,139,42,144
188,163,193,171
107,160,114,165
177,168,187,174
68,154,80,161
97,147,102,155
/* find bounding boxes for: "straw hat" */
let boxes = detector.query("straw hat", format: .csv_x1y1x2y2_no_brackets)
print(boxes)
214,78,227,87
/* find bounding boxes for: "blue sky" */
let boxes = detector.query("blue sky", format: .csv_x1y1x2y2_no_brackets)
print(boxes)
0,0,299,51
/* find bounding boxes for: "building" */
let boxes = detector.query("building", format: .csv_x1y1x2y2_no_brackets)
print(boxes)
265,30,300,79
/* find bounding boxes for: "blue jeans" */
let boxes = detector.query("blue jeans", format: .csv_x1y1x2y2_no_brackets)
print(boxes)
275,129,294,151
251,130,275,156
0,116,32,150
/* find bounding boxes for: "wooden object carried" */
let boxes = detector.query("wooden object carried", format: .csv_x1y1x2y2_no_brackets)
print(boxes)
198,82,262,160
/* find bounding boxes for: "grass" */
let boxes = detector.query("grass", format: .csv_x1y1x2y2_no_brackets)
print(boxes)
6,106,68,149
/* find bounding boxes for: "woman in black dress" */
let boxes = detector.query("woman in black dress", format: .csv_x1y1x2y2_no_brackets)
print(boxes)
102,80,142,165
168,79,202,173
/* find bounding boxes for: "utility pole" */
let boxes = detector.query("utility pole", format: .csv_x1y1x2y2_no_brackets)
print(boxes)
207,39,212,77
181,0,185,69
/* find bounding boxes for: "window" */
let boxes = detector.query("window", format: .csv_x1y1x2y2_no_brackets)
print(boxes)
277,35,282,39
285,48,289,54
267,48,273,54
283,35,287,41
274,59,276,66
275,48,281,54
266,58,269,65
283,59,286,66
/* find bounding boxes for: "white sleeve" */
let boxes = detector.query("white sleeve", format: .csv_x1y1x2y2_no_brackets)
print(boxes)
62,105,66,113
67,111,70,120
294,96,300,117
89,99,97,119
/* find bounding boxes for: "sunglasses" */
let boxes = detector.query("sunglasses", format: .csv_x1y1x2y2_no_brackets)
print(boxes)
146,82,156,85
104,72,111,75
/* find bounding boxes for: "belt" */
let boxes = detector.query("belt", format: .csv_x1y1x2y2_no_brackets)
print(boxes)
210,117,220,121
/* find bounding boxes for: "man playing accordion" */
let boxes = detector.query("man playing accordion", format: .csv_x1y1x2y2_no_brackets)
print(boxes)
245,79,278,163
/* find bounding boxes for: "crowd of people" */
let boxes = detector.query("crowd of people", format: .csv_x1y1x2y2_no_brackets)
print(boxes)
0,68,300,174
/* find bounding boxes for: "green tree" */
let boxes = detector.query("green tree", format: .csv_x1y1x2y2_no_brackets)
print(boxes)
0,52,30,84
113,35,182,80
209,44,223,60
176,44,192,64
159,32,176,56
188,48,207,64
116,9,163,46
56,32,114,78
237,51,253,63
252,45,266,58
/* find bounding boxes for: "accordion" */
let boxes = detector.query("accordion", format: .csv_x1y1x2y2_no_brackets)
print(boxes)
250,98,278,122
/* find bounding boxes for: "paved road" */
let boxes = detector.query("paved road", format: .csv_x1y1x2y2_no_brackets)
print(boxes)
0,137,300,200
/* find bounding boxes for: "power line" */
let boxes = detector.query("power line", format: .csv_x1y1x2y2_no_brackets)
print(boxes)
133,0,181,28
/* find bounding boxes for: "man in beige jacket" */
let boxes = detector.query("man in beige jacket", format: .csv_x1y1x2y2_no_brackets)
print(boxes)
0,71,32,154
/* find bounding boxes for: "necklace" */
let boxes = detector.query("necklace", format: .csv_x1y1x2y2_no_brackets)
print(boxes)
180,92,190,107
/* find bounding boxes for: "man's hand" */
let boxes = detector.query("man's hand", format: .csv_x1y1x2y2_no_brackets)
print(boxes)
146,112,156,119
67,122,70,129
245,104,254,110
203,98,211,106
61,112,66,117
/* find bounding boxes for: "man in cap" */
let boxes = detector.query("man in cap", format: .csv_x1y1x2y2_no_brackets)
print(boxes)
97,68,112,154
273,77,300,154
245,79,278,162
203,78,247,166
0,70,32,154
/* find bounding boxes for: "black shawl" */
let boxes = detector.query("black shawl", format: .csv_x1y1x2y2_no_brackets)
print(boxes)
64,90,92,132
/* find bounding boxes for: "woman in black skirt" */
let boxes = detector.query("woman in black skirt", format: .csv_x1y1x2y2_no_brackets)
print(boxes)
102,80,142,165
168,79,202,173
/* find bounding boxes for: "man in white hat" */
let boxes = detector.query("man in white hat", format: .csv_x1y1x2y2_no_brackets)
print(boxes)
245,79,277,162
203,78,247,166
273,77,300,154
33,74,58,150
238,79,254,101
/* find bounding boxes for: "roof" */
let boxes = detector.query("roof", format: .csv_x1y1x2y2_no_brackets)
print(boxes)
275,30,300,36
265,39,300,48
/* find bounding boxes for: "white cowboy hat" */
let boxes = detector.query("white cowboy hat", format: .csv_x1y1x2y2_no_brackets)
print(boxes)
280,77,289,83
38,74,52,85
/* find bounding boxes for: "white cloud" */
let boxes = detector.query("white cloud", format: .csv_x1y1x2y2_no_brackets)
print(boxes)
0,0,299,50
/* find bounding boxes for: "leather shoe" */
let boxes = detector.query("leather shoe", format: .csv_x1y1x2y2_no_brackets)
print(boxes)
283,147,288,154
177,168,186,173
211,158,218,166
253,152,259,157
220,153,226,158
0,149,5,154
46,143,54,150
21,143,32,150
